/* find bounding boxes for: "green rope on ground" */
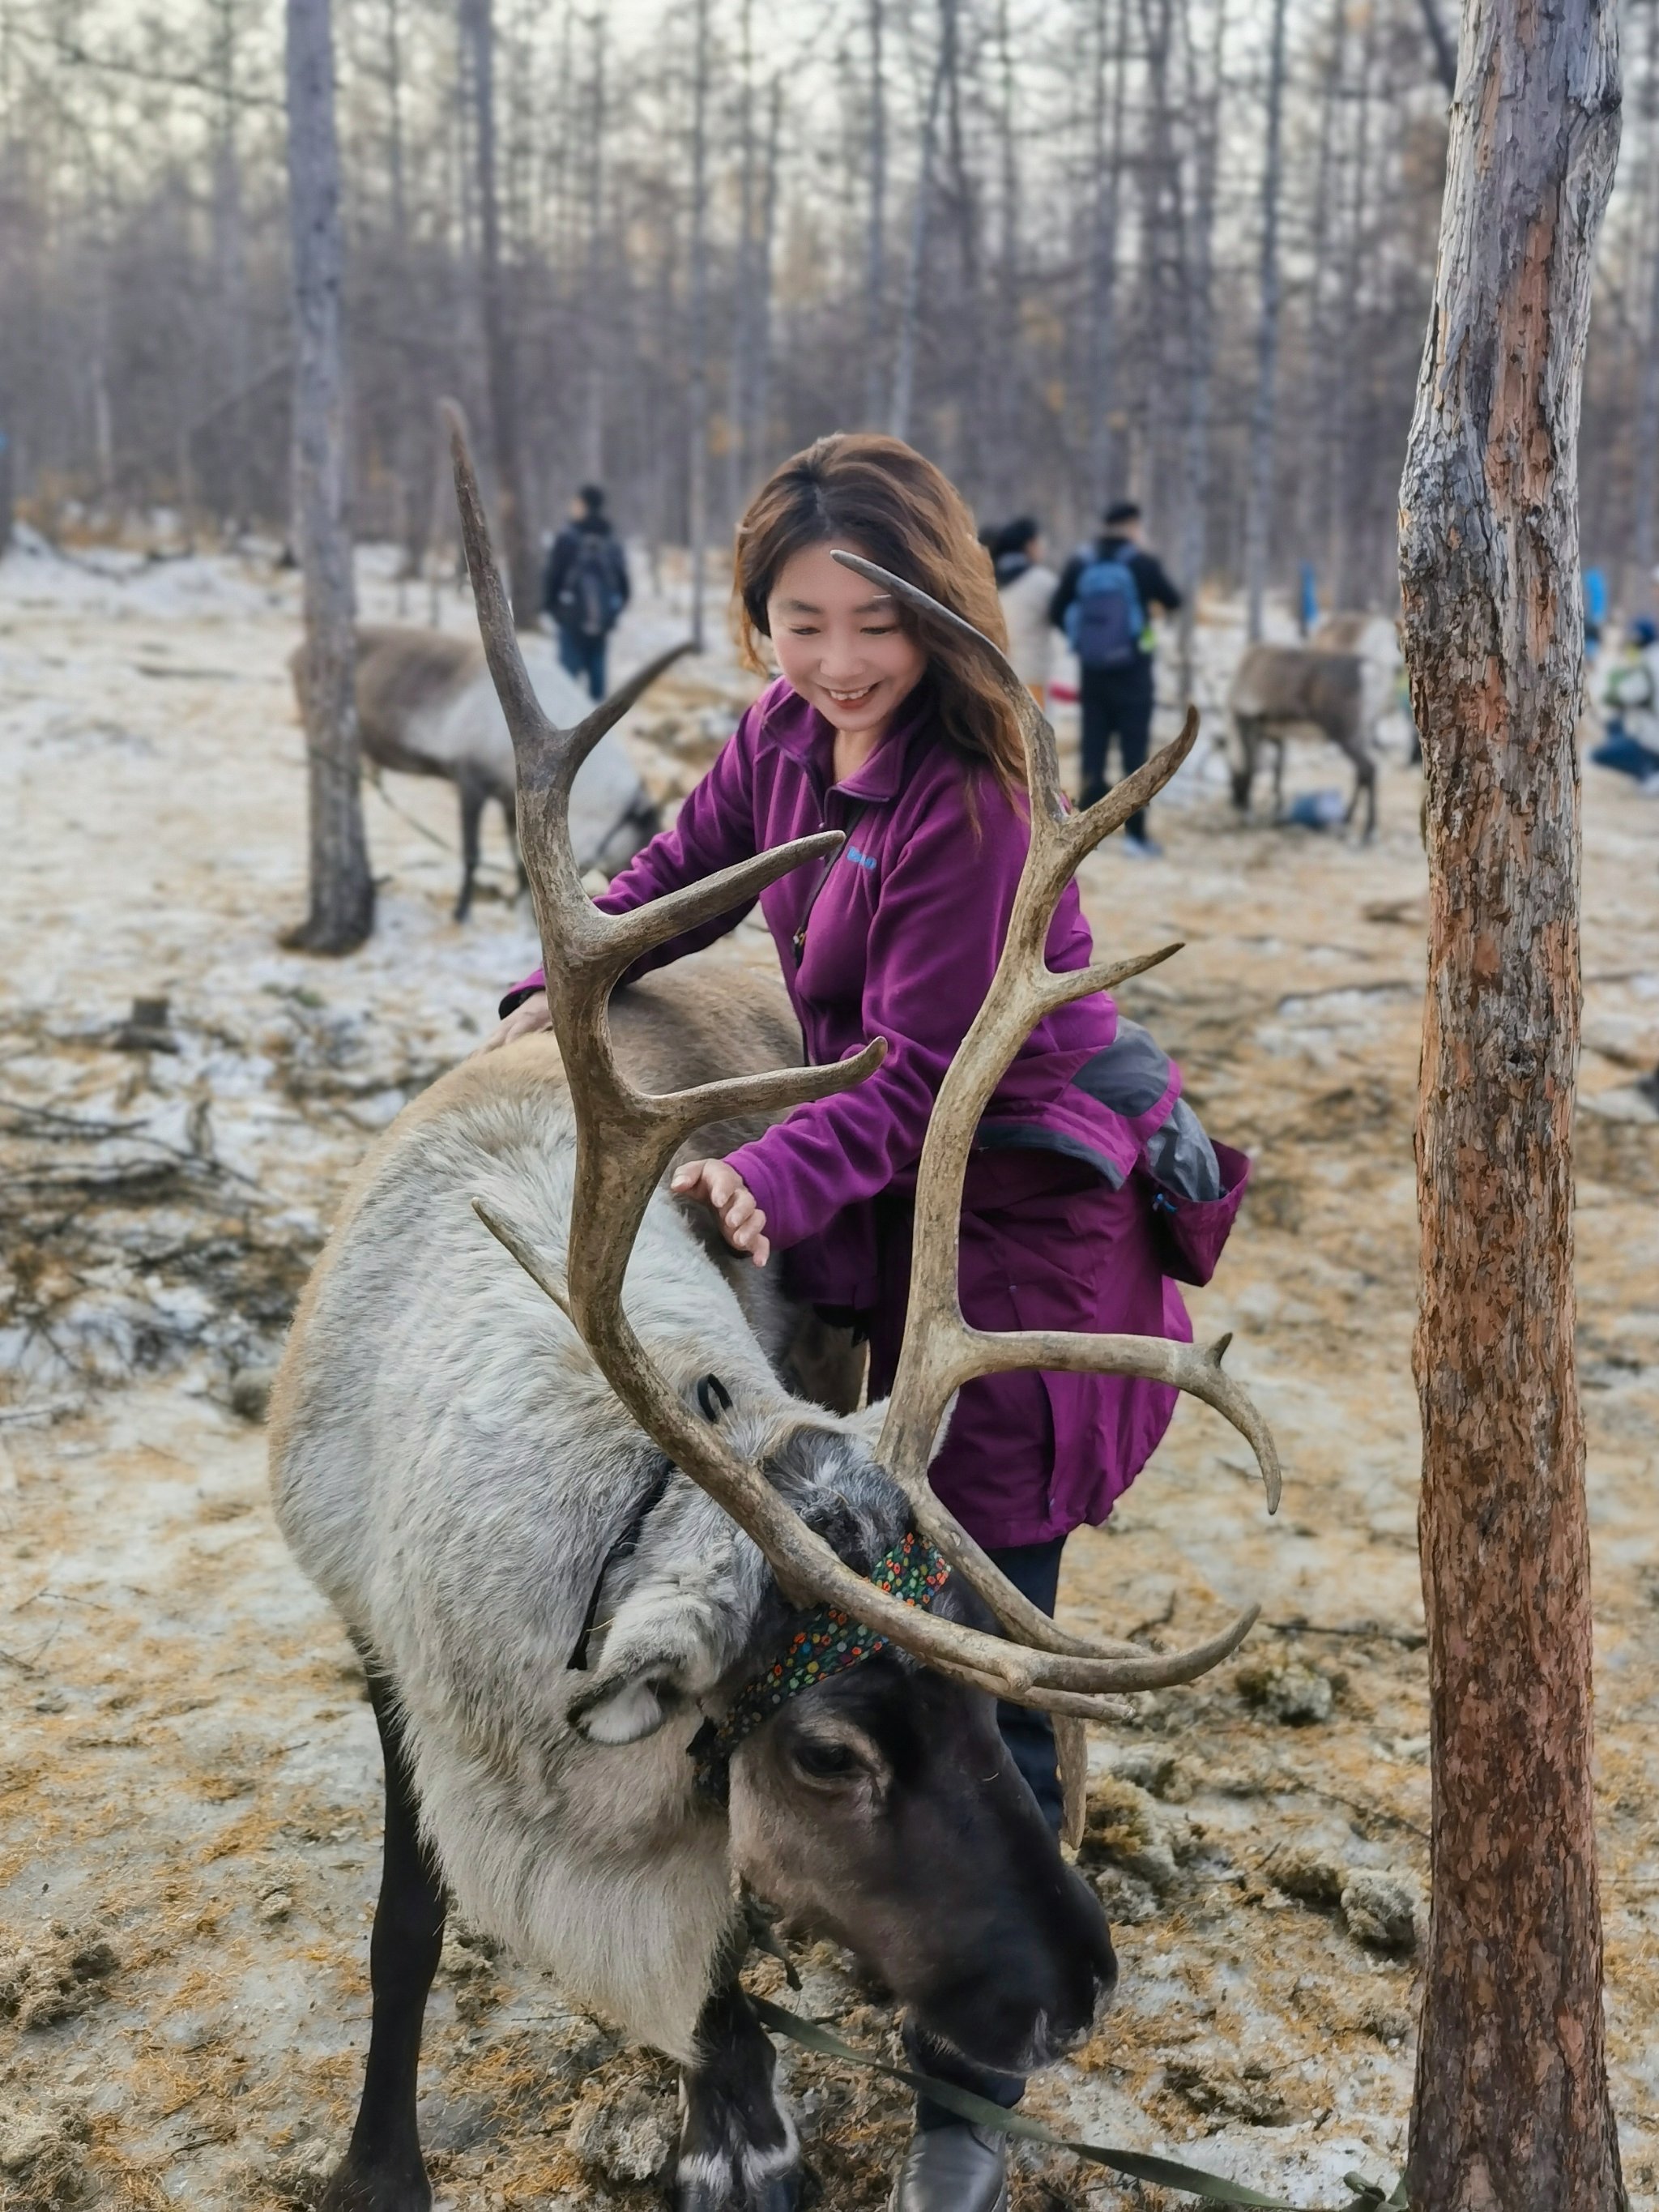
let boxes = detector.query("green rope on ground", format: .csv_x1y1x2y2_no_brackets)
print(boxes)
748,1995,1407,2212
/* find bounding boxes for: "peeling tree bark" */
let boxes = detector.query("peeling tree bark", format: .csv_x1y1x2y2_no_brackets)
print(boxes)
1397,0,1623,2198
284,0,373,954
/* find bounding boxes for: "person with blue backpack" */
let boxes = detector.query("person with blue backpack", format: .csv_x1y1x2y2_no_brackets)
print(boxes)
1048,500,1182,856
543,484,632,701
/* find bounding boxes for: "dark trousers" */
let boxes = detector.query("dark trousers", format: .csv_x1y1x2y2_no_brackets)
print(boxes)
557,626,608,702
1080,661,1154,839
911,1535,1066,2132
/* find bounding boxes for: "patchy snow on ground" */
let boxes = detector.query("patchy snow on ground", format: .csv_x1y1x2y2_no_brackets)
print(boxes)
2,535,1658,2210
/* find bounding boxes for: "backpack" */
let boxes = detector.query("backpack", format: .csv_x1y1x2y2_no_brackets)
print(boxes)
1064,552,1145,669
557,530,623,638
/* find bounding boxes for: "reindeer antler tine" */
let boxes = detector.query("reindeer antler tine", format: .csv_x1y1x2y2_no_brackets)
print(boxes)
473,1197,573,1321
1040,942,1184,1018
1067,704,1201,857
655,1040,889,1153
441,399,554,764
830,548,1071,827
561,640,697,783
599,833,851,980
831,548,1022,683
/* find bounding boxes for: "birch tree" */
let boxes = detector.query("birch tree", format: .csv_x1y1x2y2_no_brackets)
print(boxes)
1398,0,1625,2196
284,0,373,953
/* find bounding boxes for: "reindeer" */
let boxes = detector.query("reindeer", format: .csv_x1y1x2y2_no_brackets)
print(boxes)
1308,611,1372,653
1226,641,1378,839
289,625,660,922
267,412,1282,2212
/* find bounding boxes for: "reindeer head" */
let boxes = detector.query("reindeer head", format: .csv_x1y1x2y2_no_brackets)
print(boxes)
442,404,1281,2074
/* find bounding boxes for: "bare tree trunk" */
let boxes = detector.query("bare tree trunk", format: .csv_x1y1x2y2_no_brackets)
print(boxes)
990,0,1021,510
890,19,948,443
864,0,888,429
1415,0,1460,93
936,0,983,493
580,9,607,485
284,0,373,954
1085,0,1128,510
1175,0,1224,702
460,0,539,626
686,0,711,647
211,0,250,536
725,0,757,522
748,75,783,481
1334,0,1379,609
1243,0,1287,641
1306,0,1346,593
1398,0,1624,2193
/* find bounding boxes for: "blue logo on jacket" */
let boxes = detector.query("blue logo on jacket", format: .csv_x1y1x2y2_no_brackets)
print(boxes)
844,844,877,870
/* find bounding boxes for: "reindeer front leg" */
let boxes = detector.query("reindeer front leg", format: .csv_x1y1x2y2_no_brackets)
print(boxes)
322,1666,447,2212
676,1970,801,2211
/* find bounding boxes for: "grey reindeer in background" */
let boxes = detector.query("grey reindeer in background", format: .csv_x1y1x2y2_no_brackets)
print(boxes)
268,408,1283,2212
289,625,659,922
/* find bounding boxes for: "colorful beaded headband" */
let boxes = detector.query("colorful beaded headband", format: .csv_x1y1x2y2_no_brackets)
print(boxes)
691,1531,951,1800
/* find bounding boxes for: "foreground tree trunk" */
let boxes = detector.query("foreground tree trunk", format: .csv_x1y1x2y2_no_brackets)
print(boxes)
1397,0,1623,2197
284,0,373,954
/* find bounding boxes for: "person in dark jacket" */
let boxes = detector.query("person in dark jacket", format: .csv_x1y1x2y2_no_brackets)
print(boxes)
542,485,631,701
1049,499,1182,855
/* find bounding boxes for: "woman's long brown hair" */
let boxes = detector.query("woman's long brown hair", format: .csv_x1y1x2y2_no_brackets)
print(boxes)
732,432,1023,796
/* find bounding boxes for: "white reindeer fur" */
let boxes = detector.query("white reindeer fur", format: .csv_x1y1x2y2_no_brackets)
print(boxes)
269,1032,881,2061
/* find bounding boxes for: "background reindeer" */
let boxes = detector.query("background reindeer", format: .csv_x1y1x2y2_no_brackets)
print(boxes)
1227,641,1379,838
268,416,1282,2212
289,624,659,921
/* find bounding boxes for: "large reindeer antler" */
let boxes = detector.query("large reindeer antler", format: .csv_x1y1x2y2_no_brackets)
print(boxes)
446,399,1276,1727
828,553,1282,1830
831,553,1281,1633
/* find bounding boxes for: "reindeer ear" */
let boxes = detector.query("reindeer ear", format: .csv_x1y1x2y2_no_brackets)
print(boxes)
566,1577,746,1746
568,1661,689,1745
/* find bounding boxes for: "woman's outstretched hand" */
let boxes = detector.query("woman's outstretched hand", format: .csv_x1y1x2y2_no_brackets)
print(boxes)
475,989,552,1056
672,1159,770,1267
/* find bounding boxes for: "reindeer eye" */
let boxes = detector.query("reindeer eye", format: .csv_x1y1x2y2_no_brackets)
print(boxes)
791,1738,861,1783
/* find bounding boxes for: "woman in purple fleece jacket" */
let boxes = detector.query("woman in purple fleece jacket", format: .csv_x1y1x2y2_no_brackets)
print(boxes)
493,434,1247,1779
487,435,1246,2184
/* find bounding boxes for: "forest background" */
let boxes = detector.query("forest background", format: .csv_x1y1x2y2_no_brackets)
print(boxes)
6,0,1658,643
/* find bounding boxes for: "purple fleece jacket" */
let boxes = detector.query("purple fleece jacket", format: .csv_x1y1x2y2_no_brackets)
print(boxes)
505,676,1248,1544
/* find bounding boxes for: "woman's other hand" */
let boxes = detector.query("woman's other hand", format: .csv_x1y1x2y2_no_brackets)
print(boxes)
475,989,552,1056
671,1159,770,1266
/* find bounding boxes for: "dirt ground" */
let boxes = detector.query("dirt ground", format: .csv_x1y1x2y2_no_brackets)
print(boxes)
2,532,1657,2211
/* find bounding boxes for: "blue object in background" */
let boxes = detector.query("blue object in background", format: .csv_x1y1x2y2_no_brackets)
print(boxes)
1584,566,1607,660
1299,561,1318,636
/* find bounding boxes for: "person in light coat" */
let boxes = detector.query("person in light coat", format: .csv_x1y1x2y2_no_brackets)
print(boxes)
989,517,1058,706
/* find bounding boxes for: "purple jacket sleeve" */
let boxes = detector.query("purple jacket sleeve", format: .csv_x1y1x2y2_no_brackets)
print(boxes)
727,777,1064,1253
498,714,761,1016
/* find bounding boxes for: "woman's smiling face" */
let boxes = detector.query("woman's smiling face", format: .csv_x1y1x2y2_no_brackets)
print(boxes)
766,543,929,741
